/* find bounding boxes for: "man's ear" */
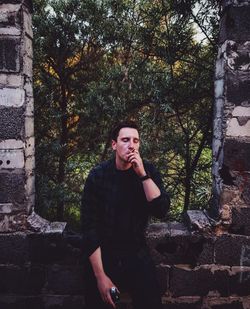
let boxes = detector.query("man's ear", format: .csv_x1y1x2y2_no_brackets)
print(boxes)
112,140,117,151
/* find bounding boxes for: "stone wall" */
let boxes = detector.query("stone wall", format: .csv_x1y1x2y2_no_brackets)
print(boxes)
212,0,250,231
0,0,35,232
1,224,250,309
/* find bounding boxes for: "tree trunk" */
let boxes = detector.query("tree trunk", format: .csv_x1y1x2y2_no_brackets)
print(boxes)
57,81,68,221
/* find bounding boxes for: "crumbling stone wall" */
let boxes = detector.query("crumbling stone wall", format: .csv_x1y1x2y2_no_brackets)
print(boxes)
212,0,250,233
0,0,34,232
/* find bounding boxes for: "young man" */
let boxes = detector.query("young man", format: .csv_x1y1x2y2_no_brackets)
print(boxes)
81,121,170,309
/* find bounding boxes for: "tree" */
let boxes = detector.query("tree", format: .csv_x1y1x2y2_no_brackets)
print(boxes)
33,0,219,228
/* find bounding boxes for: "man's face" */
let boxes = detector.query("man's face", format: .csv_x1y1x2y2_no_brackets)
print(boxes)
112,127,140,164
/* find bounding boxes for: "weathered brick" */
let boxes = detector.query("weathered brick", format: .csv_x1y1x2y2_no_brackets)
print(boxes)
0,0,32,9
219,6,250,43
0,38,20,72
0,107,24,139
231,207,250,235
0,73,23,87
224,138,250,171
170,265,230,297
0,148,24,169
43,295,85,309
162,297,202,309
215,234,250,266
226,71,250,106
229,266,250,296
0,4,21,27
209,301,243,309
47,265,84,295
0,172,25,204
156,264,170,295
0,233,29,264
0,264,45,294
227,118,250,138
28,232,81,264
0,88,25,107
25,116,34,137
0,295,44,309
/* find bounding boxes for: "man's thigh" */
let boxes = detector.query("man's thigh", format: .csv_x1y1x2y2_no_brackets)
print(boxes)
126,253,162,309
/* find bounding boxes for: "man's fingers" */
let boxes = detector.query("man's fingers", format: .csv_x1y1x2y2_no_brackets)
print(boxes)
107,293,116,308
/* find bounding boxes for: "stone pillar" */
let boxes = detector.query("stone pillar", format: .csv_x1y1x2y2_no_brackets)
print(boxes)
0,0,34,232
212,0,250,230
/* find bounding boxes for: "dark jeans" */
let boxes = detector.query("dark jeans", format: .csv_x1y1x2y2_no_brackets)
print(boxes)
84,248,162,309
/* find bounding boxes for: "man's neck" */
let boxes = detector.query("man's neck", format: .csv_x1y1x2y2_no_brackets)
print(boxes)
115,157,132,171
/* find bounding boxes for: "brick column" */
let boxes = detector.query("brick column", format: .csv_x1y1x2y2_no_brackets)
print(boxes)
0,0,34,232
212,0,250,231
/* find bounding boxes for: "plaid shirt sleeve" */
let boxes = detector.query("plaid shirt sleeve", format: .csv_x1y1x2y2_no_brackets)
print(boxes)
81,168,101,259
146,163,171,219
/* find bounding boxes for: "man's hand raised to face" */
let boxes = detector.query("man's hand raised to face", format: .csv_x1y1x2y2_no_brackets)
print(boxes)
127,150,146,178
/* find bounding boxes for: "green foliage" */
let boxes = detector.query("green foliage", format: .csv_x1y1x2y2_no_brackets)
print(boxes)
33,0,219,229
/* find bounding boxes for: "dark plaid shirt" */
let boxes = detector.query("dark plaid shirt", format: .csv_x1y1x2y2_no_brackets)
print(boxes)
81,158,170,259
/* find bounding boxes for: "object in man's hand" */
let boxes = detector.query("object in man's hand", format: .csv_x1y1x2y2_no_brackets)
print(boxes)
110,287,120,304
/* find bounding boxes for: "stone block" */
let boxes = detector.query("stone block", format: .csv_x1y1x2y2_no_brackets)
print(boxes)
224,138,250,171
171,265,250,297
0,295,44,309
229,266,250,296
23,35,32,58
226,71,250,106
147,223,214,266
214,79,224,99
185,210,211,232
25,96,33,115
0,233,29,264
24,79,33,98
0,88,25,107
0,264,45,294
0,38,20,72
232,106,250,117
214,98,224,119
0,148,24,169
207,298,244,309
0,26,21,35
0,203,13,213
26,192,34,214
25,173,35,196
215,57,225,80
0,171,25,204
25,116,34,137
0,73,23,87
24,155,34,172
156,264,170,295
22,54,32,77
214,234,250,266
28,232,81,264
227,118,250,137
25,136,35,157
0,4,21,27
0,139,24,149
162,297,202,309
43,295,85,309
219,6,250,43
170,265,230,297
47,265,84,295
225,41,250,72
0,107,24,139
22,7,33,38
231,207,250,235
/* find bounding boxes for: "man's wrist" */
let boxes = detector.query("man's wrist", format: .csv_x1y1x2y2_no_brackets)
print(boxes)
140,174,151,182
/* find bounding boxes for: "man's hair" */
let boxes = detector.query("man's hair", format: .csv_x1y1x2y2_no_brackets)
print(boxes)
111,120,139,141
